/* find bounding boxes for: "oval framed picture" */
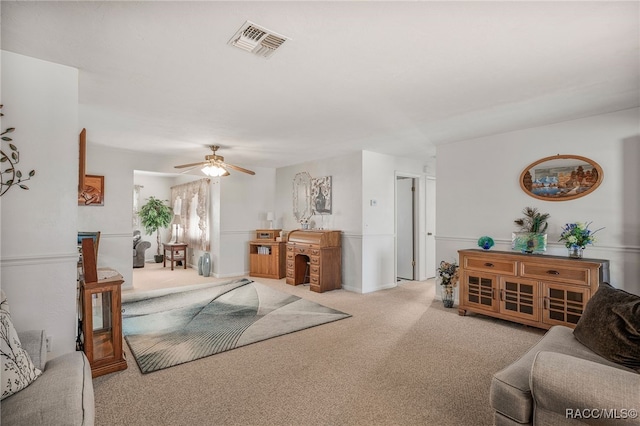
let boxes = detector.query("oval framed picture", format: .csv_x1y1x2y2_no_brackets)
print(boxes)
519,154,603,201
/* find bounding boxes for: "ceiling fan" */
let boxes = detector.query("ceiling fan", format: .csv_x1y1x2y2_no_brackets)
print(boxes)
174,145,255,177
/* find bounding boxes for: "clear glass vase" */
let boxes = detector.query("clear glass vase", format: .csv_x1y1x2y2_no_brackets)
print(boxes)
568,246,584,259
442,285,454,308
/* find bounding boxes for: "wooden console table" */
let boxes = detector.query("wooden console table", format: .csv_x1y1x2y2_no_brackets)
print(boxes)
458,249,609,329
163,243,188,270
286,230,341,293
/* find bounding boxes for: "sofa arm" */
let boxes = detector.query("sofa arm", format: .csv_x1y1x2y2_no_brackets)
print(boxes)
531,351,640,425
17,330,47,371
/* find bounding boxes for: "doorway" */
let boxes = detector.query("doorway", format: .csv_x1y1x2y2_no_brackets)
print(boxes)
396,176,416,281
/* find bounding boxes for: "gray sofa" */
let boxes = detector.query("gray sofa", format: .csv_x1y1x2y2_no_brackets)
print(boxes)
0,330,95,426
133,230,151,268
490,325,640,425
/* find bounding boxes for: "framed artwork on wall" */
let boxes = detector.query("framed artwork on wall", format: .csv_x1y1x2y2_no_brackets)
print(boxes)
519,154,603,201
78,175,104,206
311,176,332,215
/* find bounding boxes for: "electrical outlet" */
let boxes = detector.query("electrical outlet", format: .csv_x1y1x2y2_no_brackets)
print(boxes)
46,335,52,352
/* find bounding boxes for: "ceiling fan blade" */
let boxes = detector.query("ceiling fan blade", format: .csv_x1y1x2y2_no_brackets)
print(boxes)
178,165,202,174
174,161,207,169
222,162,256,175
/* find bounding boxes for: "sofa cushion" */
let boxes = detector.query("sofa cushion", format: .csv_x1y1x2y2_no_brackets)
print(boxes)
0,291,42,400
490,325,630,424
573,282,640,372
0,351,95,426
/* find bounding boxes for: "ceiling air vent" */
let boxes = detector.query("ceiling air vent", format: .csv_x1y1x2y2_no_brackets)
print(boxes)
228,21,289,59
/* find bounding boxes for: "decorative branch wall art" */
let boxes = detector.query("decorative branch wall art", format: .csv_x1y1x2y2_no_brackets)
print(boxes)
0,105,36,196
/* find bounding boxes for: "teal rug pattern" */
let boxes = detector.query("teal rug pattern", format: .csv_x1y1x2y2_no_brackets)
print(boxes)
122,278,350,373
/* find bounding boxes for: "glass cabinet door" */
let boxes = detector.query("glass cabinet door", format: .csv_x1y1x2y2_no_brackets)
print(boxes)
462,272,499,312
542,283,589,327
91,290,115,361
499,278,540,322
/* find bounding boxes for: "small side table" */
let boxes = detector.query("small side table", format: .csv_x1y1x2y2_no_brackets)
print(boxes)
163,243,188,270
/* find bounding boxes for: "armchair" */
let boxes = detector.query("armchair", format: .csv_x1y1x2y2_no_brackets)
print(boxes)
490,281,640,425
133,230,151,268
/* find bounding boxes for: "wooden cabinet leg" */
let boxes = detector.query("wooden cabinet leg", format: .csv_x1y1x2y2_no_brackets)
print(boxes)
458,308,467,316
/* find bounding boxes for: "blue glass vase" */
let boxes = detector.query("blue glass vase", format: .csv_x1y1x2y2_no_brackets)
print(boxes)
198,255,203,275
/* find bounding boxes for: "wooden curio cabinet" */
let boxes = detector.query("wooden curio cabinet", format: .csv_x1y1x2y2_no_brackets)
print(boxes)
80,239,127,377
458,249,609,330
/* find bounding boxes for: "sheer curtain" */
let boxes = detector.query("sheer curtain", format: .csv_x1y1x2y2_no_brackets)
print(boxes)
133,185,143,229
170,179,210,251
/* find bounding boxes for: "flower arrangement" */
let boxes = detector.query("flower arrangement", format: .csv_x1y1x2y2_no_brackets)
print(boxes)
437,260,459,287
558,222,604,249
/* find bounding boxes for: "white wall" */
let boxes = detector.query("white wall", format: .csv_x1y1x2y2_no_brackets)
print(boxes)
436,108,640,296
214,167,276,277
362,151,428,292
79,145,180,290
276,152,364,291
275,151,429,293
0,51,79,358
133,173,174,260
81,146,276,286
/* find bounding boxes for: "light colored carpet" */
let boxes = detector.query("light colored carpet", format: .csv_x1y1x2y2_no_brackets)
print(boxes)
122,278,350,373
95,270,544,426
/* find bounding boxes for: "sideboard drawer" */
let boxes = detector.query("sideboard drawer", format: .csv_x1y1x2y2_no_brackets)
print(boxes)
463,256,517,276
520,262,591,286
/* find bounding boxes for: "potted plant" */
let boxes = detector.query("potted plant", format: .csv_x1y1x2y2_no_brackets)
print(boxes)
138,196,173,262
513,207,550,253
437,260,459,308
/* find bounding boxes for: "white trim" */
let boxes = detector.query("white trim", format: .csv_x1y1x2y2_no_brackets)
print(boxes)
97,232,132,239
435,235,640,253
1,253,79,267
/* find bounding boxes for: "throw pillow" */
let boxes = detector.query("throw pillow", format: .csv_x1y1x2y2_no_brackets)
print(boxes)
1,291,42,400
573,282,640,372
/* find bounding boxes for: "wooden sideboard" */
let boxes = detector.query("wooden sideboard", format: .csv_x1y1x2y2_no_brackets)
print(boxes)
286,230,341,293
458,249,609,330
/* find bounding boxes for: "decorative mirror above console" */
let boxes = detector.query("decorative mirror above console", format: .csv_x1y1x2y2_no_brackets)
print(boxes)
292,172,312,224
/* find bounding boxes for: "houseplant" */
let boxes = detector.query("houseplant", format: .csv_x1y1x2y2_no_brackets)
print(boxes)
513,207,550,253
559,221,604,258
138,196,173,262
437,260,459,308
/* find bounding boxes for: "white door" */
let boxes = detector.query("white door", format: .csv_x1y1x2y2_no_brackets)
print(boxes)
426,178,436,278
397,177,415,280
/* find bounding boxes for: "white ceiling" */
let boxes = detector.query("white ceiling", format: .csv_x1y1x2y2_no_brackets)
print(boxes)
2,1,639,172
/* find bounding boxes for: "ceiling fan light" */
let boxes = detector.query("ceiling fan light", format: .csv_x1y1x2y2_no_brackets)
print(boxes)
201,164,229,177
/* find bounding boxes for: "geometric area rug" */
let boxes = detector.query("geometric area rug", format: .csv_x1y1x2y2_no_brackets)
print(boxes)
122,278,351,374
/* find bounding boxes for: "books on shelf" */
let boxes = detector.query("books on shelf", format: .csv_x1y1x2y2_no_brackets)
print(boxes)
257,246,271,255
